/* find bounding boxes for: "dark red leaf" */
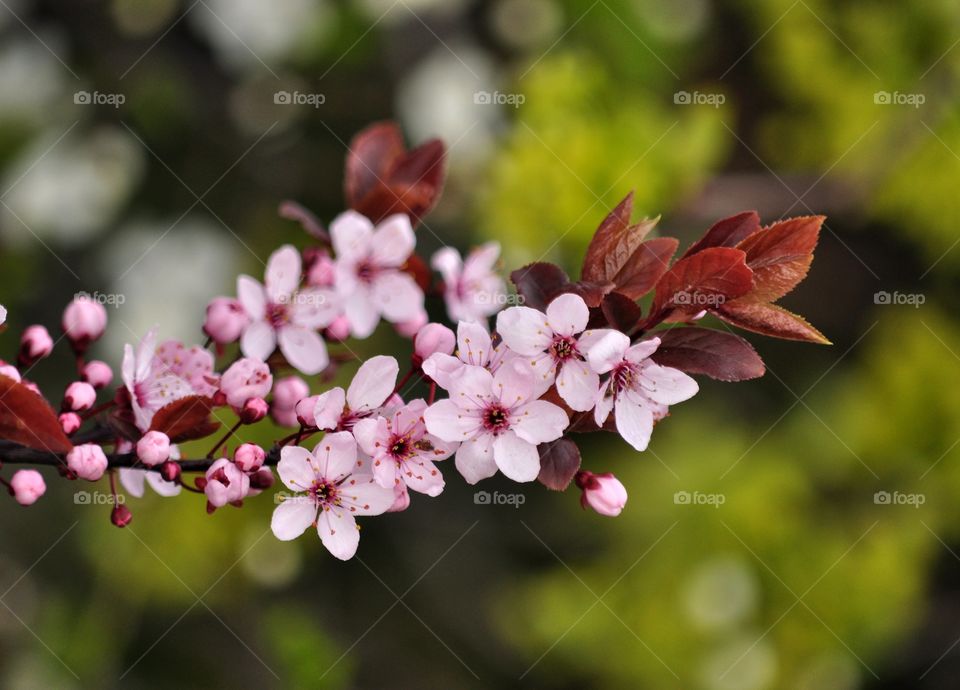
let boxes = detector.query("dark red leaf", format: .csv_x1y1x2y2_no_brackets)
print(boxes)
601,292,643,333
149,396,221,443
582,192,659,283
735,215,823,302
713,300,831,344
613,237,679,299
650,327,765,381
537,438,582,491
510,263,613,311
344,121,446,226
681,211,760,259
649,247,754,319
0,376,72,453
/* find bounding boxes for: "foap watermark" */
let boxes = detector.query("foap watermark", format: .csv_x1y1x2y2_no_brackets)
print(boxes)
74,290,125,308
674,490,726,507
874,490,925,508
673,290,725,307
674,90,725,108
274,90,326,108
474,90,525,108
278,291,327,308
74,90,125,108
474,490,525,508
75,490,125,506
874,91,924,108
874,291,925,308
475,292,525,307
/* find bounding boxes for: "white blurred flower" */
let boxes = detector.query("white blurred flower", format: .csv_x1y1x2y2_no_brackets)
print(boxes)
0,37,66,121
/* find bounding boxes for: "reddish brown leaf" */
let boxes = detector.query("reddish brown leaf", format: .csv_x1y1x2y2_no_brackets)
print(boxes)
736,215,823,302
613,237,679,299
581,192,659,283
510,263,612,311
681,211,760,259
0,376,72,453
600,292,643,333
714,301,831,344
149,396,221,443
344,121,446,225
651,327,765,381
537,438,582,491
649,247,754,319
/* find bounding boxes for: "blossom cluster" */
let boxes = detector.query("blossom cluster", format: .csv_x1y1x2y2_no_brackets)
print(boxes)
0,121,826,560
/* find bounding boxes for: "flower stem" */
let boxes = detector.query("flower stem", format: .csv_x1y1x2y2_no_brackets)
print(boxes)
206,420,242,459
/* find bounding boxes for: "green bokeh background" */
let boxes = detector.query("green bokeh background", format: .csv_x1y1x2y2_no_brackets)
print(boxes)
0,0,958,688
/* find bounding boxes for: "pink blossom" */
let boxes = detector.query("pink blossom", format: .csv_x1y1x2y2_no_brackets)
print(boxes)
122,328,198,431
497,293,602,411
394,309,428,338
325,315,350,341
306,250,335,287
63,381,96,412
59,412,81,434
353,399,456,496
423,360,569,483
576,471,627,516
19,325,53,366
62,295,107,349
331,211,424,338
234,443,265,472
203,297,249,344
0,363,20,382
67,444,108,481
312,356,399,431
432,243,506,323
220,357,273,409
9,469,45,505
295,395,319,426
82,360,113,389
119,444,181,498
271,431,395,559
237,245,337,375
271,376,309,427
204,458,249,509
239,397,269,424
153,340,219,397
421,320,514,391
413,323,456,363
136,430,170,467
586,332,698,451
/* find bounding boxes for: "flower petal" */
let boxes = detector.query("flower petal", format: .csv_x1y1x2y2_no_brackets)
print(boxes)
370,214,415,266
455,435,497,484
594,380,613,426
271,498,316,541
265,245,301,302
118,468,145,498
431,246,462,286
330,210,375,261
343,287,381,339
313,431,357,480
312,387,345,430
278,445,317,491
317,507,360,560
402,459,445,496
145,472,181,497
492,358,535,408
371,272,424,323
625,337,660,364
638,363,699,405
546,293,589,336
511,400,569,445
614,397,654,451
584,329,630,374
237,275,266,320
556,359,600,412
290,287,338,329
347,355,399,412
240,320,276,362
339,475,396,515
493,431,541,482
421,352,462,390
278,326,329,376
423,399,481,442
456,320,493,367
497,306,551,356
352,417,383,457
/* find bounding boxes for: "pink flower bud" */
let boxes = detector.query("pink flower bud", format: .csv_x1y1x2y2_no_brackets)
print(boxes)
82,360,113,389
414,323,456,362
63,381,96,412
240,397,268,424
21,381,39,394
575,471,627,517
64,381,97,412
9,469,46,506
272,376,309,410
19,325,53,366
395,310,428,338
62,296,107,351
220,357,273,409
67,444,109,481
203,297,249,344
136,430,171,467
59,412,81,434
295,395,319,426
305,251,335,287
325,315,350,342
249,467,274,490
204,458,249,509
233,443,265,472
159,460,181,483
0,363,21,382
111,503,133,527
